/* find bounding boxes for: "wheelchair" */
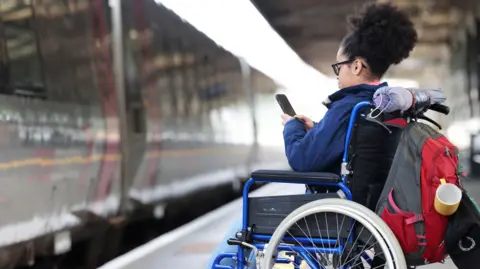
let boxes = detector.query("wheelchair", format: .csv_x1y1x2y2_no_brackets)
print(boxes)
211,100,448,269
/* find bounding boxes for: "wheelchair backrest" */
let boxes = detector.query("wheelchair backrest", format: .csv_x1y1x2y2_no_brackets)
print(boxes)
346,111,404,210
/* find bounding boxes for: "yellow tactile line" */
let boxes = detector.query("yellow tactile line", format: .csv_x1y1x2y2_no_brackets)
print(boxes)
0,146,251,170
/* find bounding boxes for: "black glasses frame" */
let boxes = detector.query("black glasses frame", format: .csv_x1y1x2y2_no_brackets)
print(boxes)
331,59,367,76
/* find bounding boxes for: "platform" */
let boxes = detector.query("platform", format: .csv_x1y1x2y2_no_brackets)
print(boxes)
97,179,477,269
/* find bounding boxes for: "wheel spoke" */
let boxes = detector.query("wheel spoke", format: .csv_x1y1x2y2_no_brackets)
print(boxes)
261,199,406,269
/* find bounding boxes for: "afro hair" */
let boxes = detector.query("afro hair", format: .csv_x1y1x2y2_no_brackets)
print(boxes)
341,3,418,77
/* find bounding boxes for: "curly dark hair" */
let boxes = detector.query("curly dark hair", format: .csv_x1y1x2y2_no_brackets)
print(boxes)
341,3,418,78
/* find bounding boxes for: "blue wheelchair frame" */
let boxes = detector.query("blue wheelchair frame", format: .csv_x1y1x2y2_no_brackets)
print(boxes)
212,101,372,269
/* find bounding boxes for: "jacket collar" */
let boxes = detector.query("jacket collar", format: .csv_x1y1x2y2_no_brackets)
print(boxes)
322,82,388,109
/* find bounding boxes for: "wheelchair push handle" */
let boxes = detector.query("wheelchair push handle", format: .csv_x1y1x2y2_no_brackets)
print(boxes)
411,103,450,130
429,103,450,115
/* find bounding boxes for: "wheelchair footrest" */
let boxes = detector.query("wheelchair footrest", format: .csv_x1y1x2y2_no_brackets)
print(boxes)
248,193,346,238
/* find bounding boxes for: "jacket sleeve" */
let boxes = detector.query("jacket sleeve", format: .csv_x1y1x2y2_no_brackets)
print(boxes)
283,105,349,172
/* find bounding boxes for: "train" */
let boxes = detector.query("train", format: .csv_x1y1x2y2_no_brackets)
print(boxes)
0,1,289,268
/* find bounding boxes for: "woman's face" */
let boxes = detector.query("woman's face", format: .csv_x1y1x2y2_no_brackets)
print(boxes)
335,47,355,89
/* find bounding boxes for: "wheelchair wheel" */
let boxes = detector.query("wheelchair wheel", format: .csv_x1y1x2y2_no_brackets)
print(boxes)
261,198,406,269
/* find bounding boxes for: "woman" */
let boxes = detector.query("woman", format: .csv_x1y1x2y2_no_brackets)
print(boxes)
206,3,417,268
282,3,417,179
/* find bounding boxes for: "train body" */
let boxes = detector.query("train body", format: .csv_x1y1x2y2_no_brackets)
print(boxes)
0,1,287,267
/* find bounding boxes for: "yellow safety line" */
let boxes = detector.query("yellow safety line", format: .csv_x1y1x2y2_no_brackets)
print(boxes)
0,146,250,170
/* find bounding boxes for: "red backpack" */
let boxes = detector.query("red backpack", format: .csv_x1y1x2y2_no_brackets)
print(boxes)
376,122,462,265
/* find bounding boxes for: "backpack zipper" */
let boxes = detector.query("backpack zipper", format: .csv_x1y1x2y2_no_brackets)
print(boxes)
428,144,457,211
428,146,446,211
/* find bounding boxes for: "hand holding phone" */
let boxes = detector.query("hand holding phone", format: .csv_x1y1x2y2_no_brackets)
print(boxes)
276,94,315,130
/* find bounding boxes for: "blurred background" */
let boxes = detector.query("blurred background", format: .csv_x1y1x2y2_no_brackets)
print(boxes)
0,0,477,268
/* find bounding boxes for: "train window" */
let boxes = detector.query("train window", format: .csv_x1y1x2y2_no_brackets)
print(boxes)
0,1,46,98
33,0,104,104
2,0,110,104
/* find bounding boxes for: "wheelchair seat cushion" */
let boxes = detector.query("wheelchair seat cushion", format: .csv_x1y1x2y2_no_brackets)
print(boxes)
251,170,341,183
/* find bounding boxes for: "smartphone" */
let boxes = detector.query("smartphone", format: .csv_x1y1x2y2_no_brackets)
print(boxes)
275,94,296,116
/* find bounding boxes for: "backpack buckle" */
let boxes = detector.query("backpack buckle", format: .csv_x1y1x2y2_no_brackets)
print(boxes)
405,214,424,225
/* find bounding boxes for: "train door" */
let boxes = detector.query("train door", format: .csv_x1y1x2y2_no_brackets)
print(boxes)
121,4,148,197
119,0,160,206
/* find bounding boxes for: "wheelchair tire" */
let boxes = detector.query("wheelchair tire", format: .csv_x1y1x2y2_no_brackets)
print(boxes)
261,198,407,269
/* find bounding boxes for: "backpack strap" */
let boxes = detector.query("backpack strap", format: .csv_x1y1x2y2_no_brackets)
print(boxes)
406,215,424,225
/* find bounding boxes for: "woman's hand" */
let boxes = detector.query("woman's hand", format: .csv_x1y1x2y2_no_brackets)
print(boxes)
281,114,293,126
295,115,314,131
281,114,315,131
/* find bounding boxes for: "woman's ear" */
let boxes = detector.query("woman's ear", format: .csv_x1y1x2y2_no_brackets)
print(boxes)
352,60,363,76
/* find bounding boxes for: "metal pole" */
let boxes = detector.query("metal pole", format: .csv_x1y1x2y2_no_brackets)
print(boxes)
110,0,130,214
239,57,258,181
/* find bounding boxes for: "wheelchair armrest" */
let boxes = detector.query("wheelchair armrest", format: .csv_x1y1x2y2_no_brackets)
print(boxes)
250,170,341,184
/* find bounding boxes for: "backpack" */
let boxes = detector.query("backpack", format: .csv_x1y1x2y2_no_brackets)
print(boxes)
445,187,480,269
375,122,461,266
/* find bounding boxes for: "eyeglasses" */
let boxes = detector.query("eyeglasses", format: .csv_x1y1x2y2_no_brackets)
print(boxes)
331,59,367,76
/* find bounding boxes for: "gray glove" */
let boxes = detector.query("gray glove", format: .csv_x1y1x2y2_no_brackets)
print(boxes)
373,86,445,113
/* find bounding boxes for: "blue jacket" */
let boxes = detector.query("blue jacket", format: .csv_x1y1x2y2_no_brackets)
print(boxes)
283,82,388,174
